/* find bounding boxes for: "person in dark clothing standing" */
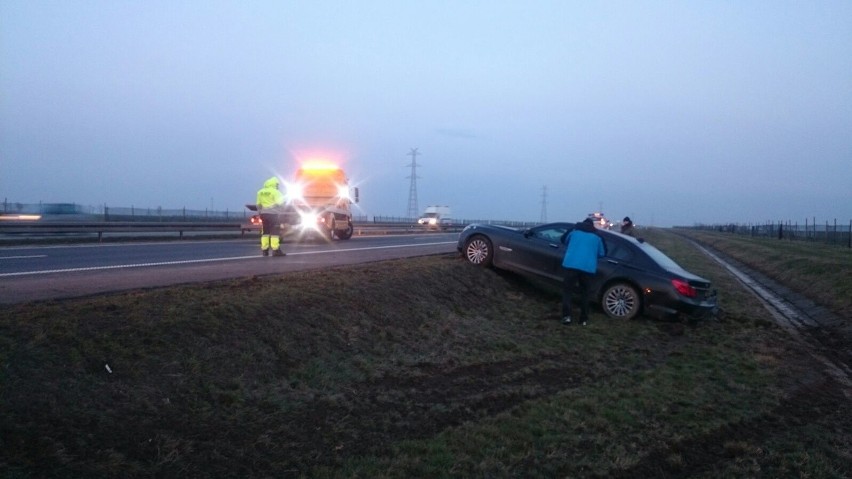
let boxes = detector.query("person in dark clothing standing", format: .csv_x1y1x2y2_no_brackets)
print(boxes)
620,216,636,237
561,218,606,325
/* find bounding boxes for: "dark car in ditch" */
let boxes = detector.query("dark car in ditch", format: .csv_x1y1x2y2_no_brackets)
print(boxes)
457,222,717,321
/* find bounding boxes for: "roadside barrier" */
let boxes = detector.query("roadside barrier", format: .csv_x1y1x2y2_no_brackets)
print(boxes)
0,221,463,243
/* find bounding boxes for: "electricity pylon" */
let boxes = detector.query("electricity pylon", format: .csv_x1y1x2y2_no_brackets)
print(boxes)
406,148,420,219
540,185,548,223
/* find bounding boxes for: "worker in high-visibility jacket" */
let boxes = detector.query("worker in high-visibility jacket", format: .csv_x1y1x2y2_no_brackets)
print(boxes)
256,176,286,256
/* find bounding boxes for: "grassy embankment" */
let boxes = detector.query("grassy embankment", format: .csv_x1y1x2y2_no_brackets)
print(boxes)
674,228,852,316
1,228,850,478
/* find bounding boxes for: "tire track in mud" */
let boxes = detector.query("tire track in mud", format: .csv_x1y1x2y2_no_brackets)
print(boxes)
275,354,582,471
601,375,850,479
267,335,689,472
684,236,852,396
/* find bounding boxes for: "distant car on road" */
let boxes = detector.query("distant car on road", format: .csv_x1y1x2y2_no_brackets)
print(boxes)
457,222,717,321
418,205,453,230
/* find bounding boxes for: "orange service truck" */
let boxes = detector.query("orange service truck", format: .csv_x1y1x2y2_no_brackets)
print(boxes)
247,162,359,240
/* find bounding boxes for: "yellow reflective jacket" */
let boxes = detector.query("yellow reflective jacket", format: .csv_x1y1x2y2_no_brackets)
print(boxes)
256,177,285,209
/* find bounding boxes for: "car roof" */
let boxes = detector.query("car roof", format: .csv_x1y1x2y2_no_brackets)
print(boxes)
547,223,706,280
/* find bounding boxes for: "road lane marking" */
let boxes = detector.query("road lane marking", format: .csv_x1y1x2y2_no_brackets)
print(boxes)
0,255,48,260
0,241,457,278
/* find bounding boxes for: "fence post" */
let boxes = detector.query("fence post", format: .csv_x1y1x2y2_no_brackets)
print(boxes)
824,220,828,245
778,221,783,240
833,218,837,245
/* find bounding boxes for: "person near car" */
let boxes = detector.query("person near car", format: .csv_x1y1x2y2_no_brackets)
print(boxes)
256,176,286,257
620,216,636,237
561,217,606,325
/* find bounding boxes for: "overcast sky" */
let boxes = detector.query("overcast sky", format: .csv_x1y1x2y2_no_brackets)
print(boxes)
2,1,850,226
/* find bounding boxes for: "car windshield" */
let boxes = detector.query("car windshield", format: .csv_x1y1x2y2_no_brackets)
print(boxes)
636,241,684,271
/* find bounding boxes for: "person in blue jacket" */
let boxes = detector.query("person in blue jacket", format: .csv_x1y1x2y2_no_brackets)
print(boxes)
561,218,606,325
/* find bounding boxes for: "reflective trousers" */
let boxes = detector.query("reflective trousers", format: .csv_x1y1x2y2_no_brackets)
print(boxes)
260,213,282,251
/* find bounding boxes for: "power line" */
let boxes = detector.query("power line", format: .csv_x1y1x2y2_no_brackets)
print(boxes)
405,148,420,218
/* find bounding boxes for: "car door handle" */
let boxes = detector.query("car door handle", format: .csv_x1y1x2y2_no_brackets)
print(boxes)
606,259,619,264
549,243,560,248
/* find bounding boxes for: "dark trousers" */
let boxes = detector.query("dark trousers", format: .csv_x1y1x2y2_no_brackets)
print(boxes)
562,267,593,320
259,213,281,236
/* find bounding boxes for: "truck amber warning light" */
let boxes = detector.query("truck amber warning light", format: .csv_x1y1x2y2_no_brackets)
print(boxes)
300,160,339,171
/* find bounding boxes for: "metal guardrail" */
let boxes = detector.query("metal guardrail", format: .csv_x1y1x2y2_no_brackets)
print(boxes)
0,221,466,242
0,221,247,242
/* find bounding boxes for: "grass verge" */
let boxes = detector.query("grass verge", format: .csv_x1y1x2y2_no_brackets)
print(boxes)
1,230,850,477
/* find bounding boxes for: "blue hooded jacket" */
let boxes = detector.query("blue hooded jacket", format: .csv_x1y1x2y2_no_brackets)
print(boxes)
561,219,606,274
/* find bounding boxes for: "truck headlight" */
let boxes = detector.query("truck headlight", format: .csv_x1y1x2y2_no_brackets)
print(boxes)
299,212,319,226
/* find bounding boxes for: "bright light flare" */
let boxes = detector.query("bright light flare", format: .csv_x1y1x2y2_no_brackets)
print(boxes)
301,160,340,171
337,184,351,201
298,211,325,232
283,181,304,203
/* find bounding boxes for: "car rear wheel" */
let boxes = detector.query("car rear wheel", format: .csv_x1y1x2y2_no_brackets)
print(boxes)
601,283,640,320
464,235,493,267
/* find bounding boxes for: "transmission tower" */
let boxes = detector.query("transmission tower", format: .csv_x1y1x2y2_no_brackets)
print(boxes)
405,148,420,218
540,185,548,222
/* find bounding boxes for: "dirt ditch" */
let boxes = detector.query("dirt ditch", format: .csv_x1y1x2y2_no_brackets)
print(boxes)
684,237,852,396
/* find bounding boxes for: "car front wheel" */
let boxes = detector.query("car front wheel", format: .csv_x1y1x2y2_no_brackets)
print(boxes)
337,221,354,240
601,283,640,320
464,235,493,267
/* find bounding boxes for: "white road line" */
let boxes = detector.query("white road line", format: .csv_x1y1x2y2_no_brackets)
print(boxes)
0,241,456,278
0,255,48,260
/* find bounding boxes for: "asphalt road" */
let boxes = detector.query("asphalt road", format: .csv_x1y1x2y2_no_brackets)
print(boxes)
0,234,459,304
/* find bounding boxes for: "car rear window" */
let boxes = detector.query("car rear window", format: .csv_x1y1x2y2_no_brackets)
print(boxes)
603,238,633,262
637,241,684,270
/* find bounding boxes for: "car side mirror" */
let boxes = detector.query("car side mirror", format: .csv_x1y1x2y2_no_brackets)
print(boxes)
523,229,533,238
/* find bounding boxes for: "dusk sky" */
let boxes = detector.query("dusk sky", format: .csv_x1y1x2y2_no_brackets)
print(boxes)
2,1,850,227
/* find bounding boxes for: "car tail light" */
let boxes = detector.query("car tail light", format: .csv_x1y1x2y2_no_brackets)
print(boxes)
672,278,697,298
250,215,262,226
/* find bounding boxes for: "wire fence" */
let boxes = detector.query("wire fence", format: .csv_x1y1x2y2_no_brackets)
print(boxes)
683,218,852,248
